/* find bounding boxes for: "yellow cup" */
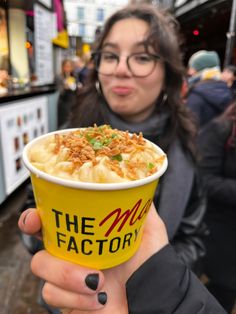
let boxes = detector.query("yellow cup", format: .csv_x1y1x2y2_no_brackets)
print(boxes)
23,129,168,269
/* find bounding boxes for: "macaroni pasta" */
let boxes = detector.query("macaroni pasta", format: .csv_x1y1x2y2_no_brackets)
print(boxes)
29,125,165,183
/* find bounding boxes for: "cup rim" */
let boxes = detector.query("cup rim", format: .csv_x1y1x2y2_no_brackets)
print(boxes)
22,128,168,191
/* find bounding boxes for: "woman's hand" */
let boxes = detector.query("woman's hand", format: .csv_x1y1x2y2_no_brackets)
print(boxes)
18,205,168,313
31,250,127,314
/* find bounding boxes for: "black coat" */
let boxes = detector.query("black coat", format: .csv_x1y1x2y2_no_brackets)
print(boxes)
187,80,232,127
198,119,236,288
199,119,236,217
126,244,226,313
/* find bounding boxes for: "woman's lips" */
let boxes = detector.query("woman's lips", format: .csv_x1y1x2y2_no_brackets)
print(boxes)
112,86,134,95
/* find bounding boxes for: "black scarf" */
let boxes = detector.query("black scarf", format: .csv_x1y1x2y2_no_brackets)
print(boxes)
100,101,169,141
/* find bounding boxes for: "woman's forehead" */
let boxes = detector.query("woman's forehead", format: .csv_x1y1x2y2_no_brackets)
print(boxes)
103,18,150,47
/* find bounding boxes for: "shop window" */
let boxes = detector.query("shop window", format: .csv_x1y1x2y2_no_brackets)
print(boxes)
96,8,104,22
78,7,84,20
79,23,85,36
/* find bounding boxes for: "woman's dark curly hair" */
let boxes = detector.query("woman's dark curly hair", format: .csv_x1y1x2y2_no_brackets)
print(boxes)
70,4,197,158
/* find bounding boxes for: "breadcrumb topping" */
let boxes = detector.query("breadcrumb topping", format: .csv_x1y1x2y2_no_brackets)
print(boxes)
30,125,165,182
52,125,164,180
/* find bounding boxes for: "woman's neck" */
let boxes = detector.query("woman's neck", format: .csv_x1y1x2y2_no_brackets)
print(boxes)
119,103,156,123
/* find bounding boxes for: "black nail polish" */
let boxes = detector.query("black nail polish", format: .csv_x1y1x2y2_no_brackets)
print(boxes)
98,292,107,305
85,273,99,291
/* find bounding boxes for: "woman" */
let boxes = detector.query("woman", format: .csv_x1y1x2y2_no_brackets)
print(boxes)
19,4,214,313
69,4,206,273
56,59,77,128
198,102,236,313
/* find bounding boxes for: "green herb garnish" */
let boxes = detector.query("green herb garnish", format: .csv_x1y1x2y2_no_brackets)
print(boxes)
111,154,123,161
148,162,154,169
92,140,103,150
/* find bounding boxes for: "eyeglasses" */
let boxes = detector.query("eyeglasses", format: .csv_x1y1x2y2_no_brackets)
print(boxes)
92,50,161,77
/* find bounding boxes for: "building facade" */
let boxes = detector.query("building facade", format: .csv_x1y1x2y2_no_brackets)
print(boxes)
64,0,129,45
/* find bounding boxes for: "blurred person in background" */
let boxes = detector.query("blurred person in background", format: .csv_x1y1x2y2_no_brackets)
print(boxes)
77,52,93,86
198,101,236,313
73,56,85,88
55,59,77,128
18,4,219,313
56,58,77,93
187,50,233,127
221,65,236,99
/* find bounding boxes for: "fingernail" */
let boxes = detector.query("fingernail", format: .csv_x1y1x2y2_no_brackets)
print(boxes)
98,292,107,305
23,212,29,225
85,273,99,291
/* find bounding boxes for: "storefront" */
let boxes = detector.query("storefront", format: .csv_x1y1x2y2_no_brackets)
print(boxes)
0,0,69,204
173,0,236,66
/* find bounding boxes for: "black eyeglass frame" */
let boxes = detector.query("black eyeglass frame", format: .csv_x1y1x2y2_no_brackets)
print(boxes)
92,50,161,78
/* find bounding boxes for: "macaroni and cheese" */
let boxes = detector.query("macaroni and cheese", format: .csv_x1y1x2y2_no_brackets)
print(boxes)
29,125,165,183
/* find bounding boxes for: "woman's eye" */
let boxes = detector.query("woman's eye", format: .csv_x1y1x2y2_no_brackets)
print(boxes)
102,53,117,62
134,54,152,63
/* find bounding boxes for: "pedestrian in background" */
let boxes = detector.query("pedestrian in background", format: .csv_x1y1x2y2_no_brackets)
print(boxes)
77,52,93,86
221,65,236,99
72,56,84,86
198,101,236,313
55,59,77,128
187,50,233,127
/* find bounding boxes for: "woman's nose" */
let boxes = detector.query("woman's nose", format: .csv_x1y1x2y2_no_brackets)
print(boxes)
114,57,132,77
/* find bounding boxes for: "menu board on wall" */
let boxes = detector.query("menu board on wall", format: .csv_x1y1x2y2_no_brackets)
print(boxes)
34,4,54,85
0,96,48,195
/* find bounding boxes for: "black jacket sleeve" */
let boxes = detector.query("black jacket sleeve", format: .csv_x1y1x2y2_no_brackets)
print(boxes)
126,244,226,314
198,119,236,205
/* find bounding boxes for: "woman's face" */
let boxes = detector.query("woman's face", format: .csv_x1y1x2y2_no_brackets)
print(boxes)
98,18,165,123
221,69,235,86
63,61,74,75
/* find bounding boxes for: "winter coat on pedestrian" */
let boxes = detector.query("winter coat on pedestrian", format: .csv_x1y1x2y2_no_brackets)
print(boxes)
187,80,233,127
198,112,236,312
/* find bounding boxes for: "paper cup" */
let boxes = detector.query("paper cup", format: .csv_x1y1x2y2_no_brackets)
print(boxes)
23,129,168,269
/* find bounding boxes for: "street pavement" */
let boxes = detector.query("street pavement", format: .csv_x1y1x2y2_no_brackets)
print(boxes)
0,181,47,314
